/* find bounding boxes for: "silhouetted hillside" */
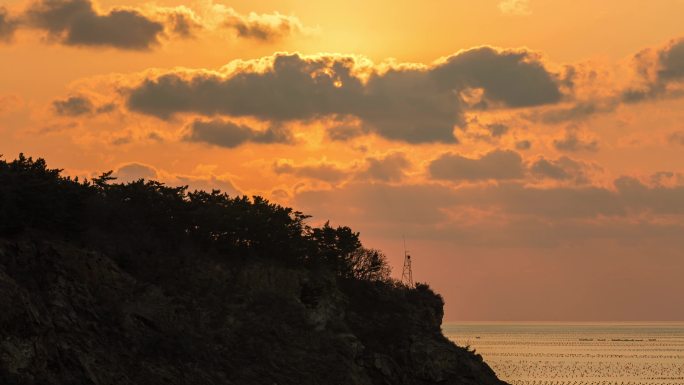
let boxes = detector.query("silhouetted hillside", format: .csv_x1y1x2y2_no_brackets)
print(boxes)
0,154,507,385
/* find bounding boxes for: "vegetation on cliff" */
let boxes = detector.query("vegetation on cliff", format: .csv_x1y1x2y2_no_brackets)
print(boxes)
0,154,506,385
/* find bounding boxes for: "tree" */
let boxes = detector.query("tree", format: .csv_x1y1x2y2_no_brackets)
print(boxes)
308,222,362,272
344,248,391,282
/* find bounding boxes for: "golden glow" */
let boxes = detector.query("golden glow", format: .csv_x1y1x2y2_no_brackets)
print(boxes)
2,0,684,320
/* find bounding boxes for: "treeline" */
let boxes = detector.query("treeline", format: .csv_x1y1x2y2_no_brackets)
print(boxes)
0,154,391,283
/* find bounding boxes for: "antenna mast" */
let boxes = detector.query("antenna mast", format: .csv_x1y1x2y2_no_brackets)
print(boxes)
401,236,414,288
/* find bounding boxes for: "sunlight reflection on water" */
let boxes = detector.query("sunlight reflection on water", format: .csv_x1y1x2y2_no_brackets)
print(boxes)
443,322,684,385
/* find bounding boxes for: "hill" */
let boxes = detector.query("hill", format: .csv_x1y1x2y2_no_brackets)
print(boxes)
0,154,507,385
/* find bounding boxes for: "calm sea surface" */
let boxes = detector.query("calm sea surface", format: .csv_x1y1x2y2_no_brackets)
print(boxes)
443,322,684,385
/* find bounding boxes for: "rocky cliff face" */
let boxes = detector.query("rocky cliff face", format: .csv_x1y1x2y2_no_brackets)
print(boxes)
0,236,507,385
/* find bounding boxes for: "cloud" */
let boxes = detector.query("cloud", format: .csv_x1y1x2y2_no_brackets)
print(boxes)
296,182,460,225
0,7,18,41
115,162,158,182
360,153,411,182
431,47,563,107
657,38,684,81
159,6,202,38
126,54,460,143
667,131,684,145
52,95,94,116
515,140,532,150
515,37,684,125
24,0,164,50
95,102,116,113
530,157,570,180
498,0,532,16
621,38,684,102
553,127,599,152
273,160,349,183
530,156,592,184
271,153,412,184
115,162,240,195
52,95,116,116
183,119,292,148
428,150,525,182
111,135,132,146
484,123,509,137
293,177,684,248
531,101,619,124
2,1,312,49
125,49,562,144
614,176,684,215
224,9,306,41
327,123,369,141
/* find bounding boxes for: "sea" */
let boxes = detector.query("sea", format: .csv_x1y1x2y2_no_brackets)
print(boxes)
443,322,684,385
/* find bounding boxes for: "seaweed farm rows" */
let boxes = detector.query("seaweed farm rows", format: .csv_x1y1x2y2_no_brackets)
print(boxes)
443,323,684,385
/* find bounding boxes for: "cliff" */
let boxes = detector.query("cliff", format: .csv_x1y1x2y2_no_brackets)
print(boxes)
0,154,507,385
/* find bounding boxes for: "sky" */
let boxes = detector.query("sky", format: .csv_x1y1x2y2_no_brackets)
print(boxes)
1,0,684,321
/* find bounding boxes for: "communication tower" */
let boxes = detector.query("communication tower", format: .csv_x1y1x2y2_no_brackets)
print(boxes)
401,237,414,288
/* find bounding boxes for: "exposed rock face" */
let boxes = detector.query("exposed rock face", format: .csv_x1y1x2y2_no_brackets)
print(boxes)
0,237,507,385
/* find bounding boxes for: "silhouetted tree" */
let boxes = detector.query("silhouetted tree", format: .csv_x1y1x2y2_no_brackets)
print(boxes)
344,248,391,282
0,154,391,285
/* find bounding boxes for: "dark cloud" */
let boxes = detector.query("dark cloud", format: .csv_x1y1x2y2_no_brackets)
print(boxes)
327,124,369,141
183,119,292,148
111,135,132,146
95,102,116,113
530,158,569,180
224,11,304,41
126,54,461,143
431,47,563,107
127,55,363,120
621,88,657,103
530,156,590,183
361,153,411,182
52,95,116,116
553,128,599,152
3,2,310,48
165,11,200,38
363,67,462,143
515,140,532,150
510,37,684,124
532,102,612,124
657,38,684,80
484,123,509,137
24,0,164,50
620,38,684,103
513,37,684,125
614,176,684,215
273,161,348,183
650,171,679,186
125,49,561,144
0,7,18,41
115,162,158,182
429,149,525,182
53,95,94,116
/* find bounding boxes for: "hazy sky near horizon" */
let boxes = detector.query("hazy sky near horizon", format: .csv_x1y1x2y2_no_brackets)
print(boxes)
2,0,684,321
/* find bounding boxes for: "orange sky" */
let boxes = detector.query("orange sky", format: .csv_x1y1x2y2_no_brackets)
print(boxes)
2,0,684,321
